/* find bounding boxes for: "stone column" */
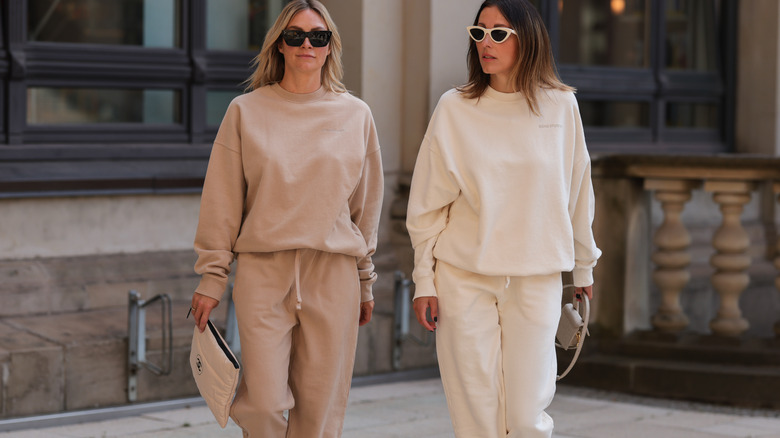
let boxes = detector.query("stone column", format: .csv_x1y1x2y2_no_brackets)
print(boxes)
774,182,780,337
590,175,651,337
736,0,780,156
645,179,699,332
705,180,756,337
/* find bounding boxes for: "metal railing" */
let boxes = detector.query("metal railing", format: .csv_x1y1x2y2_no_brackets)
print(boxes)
127,290,173,402
223,283,241,356
392,270,433,370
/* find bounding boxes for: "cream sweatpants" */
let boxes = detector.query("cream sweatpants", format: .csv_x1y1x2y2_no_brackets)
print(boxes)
435,261,562,438
229,249,361,438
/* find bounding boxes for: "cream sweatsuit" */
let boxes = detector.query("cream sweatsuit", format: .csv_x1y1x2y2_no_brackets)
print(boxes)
407,86,600,438
193,84,383,437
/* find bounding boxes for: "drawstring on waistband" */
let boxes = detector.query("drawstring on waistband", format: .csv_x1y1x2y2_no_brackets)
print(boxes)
294,249,302,310
505,276,511,288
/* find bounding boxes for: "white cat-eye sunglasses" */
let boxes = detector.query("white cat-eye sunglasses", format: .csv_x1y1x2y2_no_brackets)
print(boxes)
467,26,518,43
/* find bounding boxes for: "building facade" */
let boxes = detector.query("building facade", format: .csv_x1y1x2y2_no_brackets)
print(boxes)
0,0,779,416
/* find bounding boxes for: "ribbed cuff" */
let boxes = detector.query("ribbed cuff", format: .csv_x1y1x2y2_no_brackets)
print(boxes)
572,267,594,287
361,282,374,303
412,276,437,300
195,275,227,302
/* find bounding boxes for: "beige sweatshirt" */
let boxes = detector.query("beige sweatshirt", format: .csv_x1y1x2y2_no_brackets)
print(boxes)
407,86,600,299
194,84,384,303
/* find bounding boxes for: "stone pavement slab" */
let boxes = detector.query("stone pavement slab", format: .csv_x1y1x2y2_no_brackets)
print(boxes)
1,378,779,437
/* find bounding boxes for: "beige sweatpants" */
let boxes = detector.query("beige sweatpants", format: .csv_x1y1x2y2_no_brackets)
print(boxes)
435,261,562,438
229,249,361,438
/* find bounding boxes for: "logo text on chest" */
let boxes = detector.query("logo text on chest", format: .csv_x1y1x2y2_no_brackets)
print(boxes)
539,123,563,129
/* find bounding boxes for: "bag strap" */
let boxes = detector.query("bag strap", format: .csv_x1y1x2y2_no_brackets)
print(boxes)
556,285,590,381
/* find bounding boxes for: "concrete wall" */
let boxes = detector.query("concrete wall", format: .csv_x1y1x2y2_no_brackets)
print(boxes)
401,0,432,172
326,0,479,175
320,0,363,95
0,195,199,259
324,0,481,241
429,0,478,116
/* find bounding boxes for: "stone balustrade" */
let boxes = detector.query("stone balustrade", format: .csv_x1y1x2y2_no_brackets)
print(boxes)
592,154,780,338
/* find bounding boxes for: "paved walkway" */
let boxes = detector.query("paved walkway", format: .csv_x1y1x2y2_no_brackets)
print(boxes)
1,378,779,437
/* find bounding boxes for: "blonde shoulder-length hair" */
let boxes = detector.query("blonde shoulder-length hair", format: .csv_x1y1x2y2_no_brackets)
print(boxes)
458,0,573,115
245,0,346,93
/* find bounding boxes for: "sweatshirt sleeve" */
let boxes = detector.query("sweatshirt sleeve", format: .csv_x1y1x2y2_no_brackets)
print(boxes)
406,136,460,299
193,103,247,302
349,115,384,302
568,100,601,287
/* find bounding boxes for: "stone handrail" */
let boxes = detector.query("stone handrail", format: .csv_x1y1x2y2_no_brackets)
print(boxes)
592,154,780,338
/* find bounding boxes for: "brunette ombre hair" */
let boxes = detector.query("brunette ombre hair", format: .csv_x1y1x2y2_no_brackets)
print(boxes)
245,0,346,93
458,0,573,114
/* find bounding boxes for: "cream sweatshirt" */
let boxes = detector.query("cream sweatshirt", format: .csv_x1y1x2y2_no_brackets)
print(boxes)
194,84,384,303
407,86,600,299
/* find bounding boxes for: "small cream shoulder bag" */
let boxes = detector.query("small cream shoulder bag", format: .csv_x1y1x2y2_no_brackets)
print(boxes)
555,284,590,381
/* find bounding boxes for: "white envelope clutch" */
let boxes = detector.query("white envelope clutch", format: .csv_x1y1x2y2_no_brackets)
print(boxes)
189,320,240,428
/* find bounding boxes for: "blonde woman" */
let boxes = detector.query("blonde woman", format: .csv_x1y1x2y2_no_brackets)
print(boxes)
189,1,383,436
407,0,600,436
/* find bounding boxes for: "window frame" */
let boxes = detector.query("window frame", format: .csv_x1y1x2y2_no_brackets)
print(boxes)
0,0,741,197
0,0,256,197
544,0,737,154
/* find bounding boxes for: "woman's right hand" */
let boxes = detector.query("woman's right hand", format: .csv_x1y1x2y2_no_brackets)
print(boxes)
413,297,439,332
191,292,219,333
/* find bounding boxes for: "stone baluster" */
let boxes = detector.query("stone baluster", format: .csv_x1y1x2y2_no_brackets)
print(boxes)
705,180,756,337
774,182,780,338
646,179,699,332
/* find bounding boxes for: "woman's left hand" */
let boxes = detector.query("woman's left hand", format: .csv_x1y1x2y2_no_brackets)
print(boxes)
359,300,375,326
575,285,593,300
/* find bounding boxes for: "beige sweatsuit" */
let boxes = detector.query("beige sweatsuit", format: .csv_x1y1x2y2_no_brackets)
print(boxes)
193,84,383,437
407,86,600,438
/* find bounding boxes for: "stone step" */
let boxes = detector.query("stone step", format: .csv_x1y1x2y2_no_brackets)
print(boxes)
603,331,780,366
0,301,204,418
560,332,780,409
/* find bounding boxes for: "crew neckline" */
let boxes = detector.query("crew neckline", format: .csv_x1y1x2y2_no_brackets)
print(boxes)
484,85,524,102
270,83,329,103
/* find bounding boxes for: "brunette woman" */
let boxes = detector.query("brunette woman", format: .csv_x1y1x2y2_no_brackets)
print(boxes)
407,1,600,436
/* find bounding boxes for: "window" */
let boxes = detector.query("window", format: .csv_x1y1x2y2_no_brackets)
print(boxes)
28,0,180,47
0,0,739,197
27,87,181,125
559,0,650,68
0,7,6,138
206,0,287,51
0,0,296,146
579,100,651,128
666,102,718,129
0,0,289,196
546,0,734,153
665,0,719,72
203,0,289,132
206,89,241,126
